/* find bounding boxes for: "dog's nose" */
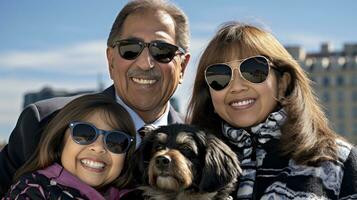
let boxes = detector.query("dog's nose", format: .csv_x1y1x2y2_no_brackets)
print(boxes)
155,155,171,169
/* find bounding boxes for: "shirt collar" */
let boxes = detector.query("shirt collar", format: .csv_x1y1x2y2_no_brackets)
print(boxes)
115,93,170,131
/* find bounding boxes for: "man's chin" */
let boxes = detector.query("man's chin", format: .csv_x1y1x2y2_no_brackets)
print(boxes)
130,101,167,121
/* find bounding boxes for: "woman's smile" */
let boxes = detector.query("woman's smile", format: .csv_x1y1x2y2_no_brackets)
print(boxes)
229,98,256,109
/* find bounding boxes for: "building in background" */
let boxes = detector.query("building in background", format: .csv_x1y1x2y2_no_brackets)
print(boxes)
286,43,357,144
23,74,106,108
23,87,97,108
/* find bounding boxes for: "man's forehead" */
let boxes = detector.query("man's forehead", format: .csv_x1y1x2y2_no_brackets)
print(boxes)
120,10,176,43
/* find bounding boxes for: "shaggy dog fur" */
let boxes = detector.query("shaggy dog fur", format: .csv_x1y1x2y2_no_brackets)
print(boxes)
127,124,241,200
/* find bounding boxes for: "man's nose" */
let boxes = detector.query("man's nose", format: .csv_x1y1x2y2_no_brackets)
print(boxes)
135,47,155,71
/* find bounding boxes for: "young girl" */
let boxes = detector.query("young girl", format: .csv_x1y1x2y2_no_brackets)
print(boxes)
188,22,357,199
3,94,136,199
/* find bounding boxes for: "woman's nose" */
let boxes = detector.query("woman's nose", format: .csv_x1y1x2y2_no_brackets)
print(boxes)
229,68,249,92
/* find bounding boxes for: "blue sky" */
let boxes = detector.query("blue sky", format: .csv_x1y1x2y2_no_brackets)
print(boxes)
0,0,356,141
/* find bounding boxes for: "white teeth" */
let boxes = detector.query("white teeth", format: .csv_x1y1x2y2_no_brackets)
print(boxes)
80,159,105,169
132,77,157,85
231,99,255,107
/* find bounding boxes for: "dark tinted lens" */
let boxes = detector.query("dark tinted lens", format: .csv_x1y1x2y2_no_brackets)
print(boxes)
105,132,130,154
240,56,269,83
205,64,232,90
72,124,97,144
118,41,143,60
150,42,177,63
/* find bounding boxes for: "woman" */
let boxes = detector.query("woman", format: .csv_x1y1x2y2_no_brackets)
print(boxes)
3,94,137,199
187,21,357,199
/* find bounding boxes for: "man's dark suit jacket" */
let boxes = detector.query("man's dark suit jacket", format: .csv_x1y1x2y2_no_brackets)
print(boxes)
0,85,184,195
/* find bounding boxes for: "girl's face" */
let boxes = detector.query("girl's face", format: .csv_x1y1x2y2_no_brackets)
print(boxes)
61,112,126,188
208,57,289,128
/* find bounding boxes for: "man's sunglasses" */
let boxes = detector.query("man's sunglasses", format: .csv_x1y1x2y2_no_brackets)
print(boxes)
205,55,281,91
69,121,134,154
113,39,186,63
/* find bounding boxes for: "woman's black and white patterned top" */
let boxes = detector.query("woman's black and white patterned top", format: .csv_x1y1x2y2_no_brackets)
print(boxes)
222,109,357,200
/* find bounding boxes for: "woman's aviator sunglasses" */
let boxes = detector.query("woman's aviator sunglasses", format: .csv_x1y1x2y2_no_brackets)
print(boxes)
69,121,134,154
205,55,281,91
113,39,186,63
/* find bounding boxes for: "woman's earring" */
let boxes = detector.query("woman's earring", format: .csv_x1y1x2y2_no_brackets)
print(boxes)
179,72,183,84
278,96,286,103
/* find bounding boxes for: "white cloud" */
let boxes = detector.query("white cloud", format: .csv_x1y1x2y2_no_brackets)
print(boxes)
278,32,343,51
0,40,108,75
285,34,328,48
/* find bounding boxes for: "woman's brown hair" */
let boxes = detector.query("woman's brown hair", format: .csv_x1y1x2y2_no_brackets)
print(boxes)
187,21,342,165
14,94,136,188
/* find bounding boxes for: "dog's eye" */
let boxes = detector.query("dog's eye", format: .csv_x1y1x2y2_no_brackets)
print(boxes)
180,146,194,155
155,144,166,151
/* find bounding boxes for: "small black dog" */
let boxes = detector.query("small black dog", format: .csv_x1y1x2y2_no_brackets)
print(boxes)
127,124,241,200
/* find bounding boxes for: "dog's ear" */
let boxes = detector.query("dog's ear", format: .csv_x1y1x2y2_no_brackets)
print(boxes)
199,134,242,192
129,131,157,185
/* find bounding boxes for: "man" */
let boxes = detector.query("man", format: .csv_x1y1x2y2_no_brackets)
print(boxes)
0,0,190,194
